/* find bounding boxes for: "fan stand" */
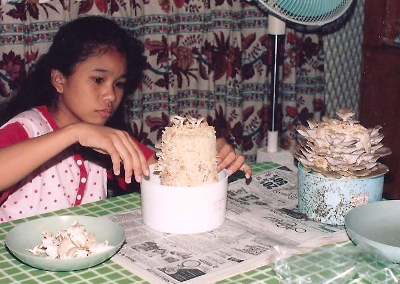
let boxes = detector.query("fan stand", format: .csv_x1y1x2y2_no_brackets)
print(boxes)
256,15,295,169
253,0,354,170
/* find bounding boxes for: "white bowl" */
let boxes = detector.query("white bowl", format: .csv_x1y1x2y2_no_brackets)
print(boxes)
345,200,400,263
141,165,229,234
5,215,125,271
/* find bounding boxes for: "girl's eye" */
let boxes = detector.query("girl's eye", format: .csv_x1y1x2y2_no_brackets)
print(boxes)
115,81,126,89
93,77,104,84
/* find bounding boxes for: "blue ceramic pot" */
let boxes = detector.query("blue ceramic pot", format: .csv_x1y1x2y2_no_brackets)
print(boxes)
298,163,384,225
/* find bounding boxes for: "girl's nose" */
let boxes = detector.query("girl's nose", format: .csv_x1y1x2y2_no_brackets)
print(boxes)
103,86,117,103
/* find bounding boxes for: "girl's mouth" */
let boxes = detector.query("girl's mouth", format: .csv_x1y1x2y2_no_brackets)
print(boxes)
97,108,113,118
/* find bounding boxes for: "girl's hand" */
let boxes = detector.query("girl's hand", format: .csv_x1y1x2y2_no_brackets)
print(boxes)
216,138,251,179
73,123,149,183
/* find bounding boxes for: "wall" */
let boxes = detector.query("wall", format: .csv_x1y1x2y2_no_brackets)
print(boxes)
323,0,365,118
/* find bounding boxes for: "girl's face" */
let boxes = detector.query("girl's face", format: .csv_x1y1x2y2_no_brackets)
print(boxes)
51,48,128,127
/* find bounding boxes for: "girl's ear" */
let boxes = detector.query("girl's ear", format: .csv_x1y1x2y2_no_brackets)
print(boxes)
51,69,66,93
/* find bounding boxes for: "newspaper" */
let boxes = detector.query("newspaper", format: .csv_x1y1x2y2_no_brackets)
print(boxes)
108,165,349,284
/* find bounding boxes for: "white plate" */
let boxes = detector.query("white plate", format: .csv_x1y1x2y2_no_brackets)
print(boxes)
5,215,125,271
345,200,400,263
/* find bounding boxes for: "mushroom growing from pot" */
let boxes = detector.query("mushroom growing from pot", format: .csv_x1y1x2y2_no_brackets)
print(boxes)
294,108,391,178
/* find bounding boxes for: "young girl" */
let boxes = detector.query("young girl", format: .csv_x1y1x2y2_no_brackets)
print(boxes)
0,16,250,222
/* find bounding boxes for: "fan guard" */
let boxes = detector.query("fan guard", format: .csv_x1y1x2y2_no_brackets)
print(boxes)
256,0,353,26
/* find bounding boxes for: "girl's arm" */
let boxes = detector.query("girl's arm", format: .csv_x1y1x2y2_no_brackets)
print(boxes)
0,123,149,192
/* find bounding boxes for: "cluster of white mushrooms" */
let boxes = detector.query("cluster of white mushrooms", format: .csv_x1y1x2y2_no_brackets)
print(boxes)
169,115,204,128
295,108,391,178
155,115,218,187
27,220,113,259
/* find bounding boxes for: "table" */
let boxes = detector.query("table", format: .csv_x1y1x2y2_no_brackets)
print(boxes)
0,162,396,284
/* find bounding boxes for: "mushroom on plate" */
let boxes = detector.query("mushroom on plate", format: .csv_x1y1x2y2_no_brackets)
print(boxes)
27,220,114,259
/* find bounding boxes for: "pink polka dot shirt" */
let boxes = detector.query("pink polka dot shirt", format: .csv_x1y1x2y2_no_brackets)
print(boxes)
0,106,154,222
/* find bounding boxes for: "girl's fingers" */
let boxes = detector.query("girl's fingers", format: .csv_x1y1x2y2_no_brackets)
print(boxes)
240,164,252,179
215,138,252,178
109,134,137,183
124,133,149,176
217,144,235,172
226,154,245,176
100,140,122,177
77,124,148,183
123,133,149,182
116,131,152,183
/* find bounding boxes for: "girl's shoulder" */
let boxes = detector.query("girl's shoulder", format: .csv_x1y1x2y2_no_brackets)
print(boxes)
2,106,55,138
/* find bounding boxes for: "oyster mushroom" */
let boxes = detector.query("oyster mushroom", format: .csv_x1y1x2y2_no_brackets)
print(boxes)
26,245,45,256
295,108,391,178
70,232,87,248
45,244,59,259
71,248,89,258
88,241,114,254
86,232,97,247
27,220,114,259
58,238,76,259
336,108,355,121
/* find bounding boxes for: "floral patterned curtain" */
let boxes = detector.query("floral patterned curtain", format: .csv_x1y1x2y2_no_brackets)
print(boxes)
0,0,324,163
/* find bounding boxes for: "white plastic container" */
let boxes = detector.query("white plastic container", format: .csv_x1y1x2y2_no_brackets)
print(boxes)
141,165,229,234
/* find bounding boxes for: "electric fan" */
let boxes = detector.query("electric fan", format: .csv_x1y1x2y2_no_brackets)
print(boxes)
253,0,355,164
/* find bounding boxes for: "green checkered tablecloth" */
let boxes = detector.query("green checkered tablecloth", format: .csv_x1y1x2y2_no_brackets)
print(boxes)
0,194,146,284
1,162,393,284
0,162,282,284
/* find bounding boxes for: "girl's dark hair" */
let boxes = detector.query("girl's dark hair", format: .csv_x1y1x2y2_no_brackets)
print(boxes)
0,16,146,127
